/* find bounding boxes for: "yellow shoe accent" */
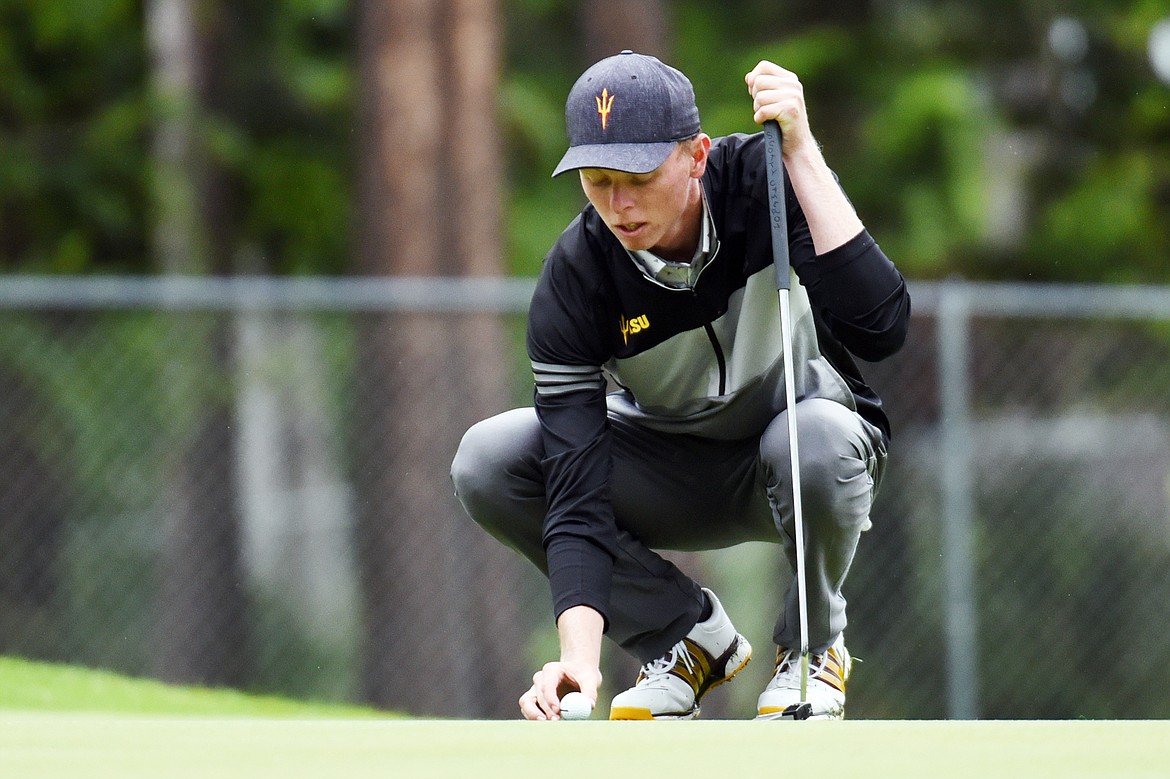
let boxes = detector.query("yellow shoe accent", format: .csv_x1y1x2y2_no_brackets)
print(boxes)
609,706,655,720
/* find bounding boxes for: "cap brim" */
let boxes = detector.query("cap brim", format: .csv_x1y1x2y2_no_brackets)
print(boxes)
551,141,677,177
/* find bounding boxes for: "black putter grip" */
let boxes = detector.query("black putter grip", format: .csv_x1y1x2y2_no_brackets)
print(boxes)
762,120,790,292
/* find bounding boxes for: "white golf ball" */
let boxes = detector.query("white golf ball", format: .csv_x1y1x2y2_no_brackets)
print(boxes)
558,691,594,720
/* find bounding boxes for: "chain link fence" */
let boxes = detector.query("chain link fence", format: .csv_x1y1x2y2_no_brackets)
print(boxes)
1,277,1167,719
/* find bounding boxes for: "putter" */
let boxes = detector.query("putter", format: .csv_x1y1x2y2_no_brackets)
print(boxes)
763,120,812,720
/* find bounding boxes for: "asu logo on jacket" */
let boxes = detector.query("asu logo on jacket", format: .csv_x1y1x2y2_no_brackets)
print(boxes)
620,313,649,345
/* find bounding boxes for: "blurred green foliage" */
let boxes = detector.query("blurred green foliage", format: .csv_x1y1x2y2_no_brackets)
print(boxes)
0,0,351,275
1,0,1168,281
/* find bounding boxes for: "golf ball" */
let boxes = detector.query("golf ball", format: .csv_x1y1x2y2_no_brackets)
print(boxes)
558,691,594,720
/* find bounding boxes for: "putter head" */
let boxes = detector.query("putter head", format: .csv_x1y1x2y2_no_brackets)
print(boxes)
781,702,813,720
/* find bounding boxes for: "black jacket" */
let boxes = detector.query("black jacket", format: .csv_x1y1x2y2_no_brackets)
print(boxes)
526,132,910,626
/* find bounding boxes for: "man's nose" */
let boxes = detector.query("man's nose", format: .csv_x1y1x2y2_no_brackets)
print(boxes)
610,183,635,213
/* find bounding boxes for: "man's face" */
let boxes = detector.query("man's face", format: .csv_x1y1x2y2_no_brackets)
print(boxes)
578,137,709,258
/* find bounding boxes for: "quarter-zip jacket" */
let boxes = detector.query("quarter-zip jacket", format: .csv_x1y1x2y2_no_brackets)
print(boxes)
527,131,911,626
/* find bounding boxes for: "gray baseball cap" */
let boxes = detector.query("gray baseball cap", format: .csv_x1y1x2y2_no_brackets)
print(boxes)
552,50,701,177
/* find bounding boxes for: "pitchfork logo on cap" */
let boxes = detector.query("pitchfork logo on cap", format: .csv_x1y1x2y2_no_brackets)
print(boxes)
596,88,615,130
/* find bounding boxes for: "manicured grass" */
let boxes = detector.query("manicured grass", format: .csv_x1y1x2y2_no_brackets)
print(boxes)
0,656,389,718
3,717,1168,779
2,657,1167,778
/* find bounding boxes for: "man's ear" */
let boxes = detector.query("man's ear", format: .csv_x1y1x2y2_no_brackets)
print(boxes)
689,134,712,179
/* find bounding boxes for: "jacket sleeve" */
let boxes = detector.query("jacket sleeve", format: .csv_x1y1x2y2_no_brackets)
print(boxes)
526,241,617,628
775,162,910,362
794,227,911,362
731,132,910,362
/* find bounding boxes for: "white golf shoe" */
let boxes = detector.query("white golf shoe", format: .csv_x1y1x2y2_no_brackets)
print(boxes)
756,633,851,720
609,589,752,720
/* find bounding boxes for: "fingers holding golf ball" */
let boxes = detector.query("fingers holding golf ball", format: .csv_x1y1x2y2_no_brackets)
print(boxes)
519,661,599,720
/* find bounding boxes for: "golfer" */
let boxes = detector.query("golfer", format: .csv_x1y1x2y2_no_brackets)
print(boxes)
452,51,910,720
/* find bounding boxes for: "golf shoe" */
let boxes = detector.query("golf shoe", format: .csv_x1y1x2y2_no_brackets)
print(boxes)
756,633,851,720
609,588,751,720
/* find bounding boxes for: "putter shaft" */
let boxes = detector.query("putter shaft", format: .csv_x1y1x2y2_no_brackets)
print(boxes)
767,121,811,710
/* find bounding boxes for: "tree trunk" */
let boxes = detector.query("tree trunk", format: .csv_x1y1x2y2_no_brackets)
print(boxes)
579,0,671,62
145,0,250,687
354,0,527,717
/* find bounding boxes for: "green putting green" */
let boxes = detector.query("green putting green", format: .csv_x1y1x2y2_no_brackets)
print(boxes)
2,716,1167,779
2,657,1166,778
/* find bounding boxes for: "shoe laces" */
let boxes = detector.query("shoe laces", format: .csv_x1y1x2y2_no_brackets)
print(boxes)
639,639,696,685
774,647,830,683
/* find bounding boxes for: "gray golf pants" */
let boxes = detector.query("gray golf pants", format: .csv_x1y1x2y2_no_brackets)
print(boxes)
450,397,885,663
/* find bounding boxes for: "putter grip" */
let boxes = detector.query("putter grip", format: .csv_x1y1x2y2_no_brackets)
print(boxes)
762,120,791,292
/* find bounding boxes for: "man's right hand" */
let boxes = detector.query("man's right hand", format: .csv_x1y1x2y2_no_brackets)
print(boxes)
518,659,602,720
518,604,605,720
